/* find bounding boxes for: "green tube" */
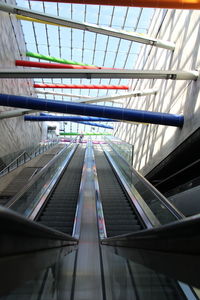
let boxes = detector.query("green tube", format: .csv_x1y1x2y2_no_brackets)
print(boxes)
59,132,112,136
26,51,95,67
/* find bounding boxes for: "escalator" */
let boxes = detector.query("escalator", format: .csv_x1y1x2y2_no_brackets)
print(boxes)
35,146,85,235
0,141,199,299
94,148,144,237
0,144,65,206
94,144,200,295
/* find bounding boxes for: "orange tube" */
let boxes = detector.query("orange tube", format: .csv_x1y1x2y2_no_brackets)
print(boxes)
30,0,200,9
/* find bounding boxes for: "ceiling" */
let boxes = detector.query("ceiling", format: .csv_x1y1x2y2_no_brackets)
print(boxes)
17,0,155,133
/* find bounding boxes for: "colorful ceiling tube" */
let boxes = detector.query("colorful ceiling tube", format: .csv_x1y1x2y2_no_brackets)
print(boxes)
24,114,116,122
60,132,112,136
28,0,200,9
0,93,184,127
34,90,93,99
74,121,113,129
33,83,129,90
24,114,114,129
26,52,96,67
16,60,109,70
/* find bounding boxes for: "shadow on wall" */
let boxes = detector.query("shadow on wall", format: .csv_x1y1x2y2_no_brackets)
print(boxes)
116,10,200,175
0,4,46,158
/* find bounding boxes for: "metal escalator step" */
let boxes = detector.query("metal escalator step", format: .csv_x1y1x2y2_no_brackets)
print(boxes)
46,204,77,209
103,211,136,216
45,203,76,208
101,197,127,201
103,207,133,213
51,192,78,196
41,213,75,219
46,199,75,203
94,147,144,236
37,146,85,236
40,221,74,227
40,215,72,221
102,203,131,208
105,219,139,225
41,208,75,213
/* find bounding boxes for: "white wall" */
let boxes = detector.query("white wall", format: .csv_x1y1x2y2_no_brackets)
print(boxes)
0,0,45,159
115,9,200,175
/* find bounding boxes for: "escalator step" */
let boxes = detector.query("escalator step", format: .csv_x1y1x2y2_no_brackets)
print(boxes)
94,147,144,237
40,215,73,221
40,221,74,227
45,204,76,208
37,146,85,235
105,219,139,225
41,209,75,214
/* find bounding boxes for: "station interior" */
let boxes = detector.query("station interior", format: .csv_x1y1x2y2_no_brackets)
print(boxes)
0,0,200,298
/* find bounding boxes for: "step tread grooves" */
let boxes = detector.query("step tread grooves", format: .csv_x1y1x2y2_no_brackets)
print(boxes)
37,147,85,235
94,148,144,237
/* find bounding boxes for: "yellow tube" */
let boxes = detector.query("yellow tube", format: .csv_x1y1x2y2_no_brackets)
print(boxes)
16,15,68,28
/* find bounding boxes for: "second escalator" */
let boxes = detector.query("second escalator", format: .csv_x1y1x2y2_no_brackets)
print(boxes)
94,147,145,237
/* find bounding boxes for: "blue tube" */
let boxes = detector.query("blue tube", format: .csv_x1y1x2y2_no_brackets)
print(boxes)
0,94,184,127
24,114,116,122
76,121,113,129
25,115,113,129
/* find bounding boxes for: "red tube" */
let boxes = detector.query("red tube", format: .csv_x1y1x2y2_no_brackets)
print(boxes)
15,60,109,70
29,0,200,10
33,83,129,90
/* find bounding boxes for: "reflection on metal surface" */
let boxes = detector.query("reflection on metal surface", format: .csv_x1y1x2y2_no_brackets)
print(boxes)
72,140,104,299
101,213,200,289
101,245,192,300
72,144,87,239
92,144,107,239
0,247,77,299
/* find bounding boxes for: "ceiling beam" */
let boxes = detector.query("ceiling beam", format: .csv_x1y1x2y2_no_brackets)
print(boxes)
0,69,198,80
76,88,158,104
0,2,175,50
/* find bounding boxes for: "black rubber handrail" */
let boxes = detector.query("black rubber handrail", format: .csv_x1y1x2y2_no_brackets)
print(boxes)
0,206,77,257
101,214,200,288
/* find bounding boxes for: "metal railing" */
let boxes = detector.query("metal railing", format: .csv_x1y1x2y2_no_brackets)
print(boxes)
104,135,134,165
6,139,77,217
0,140,59,177
0,151,31,177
